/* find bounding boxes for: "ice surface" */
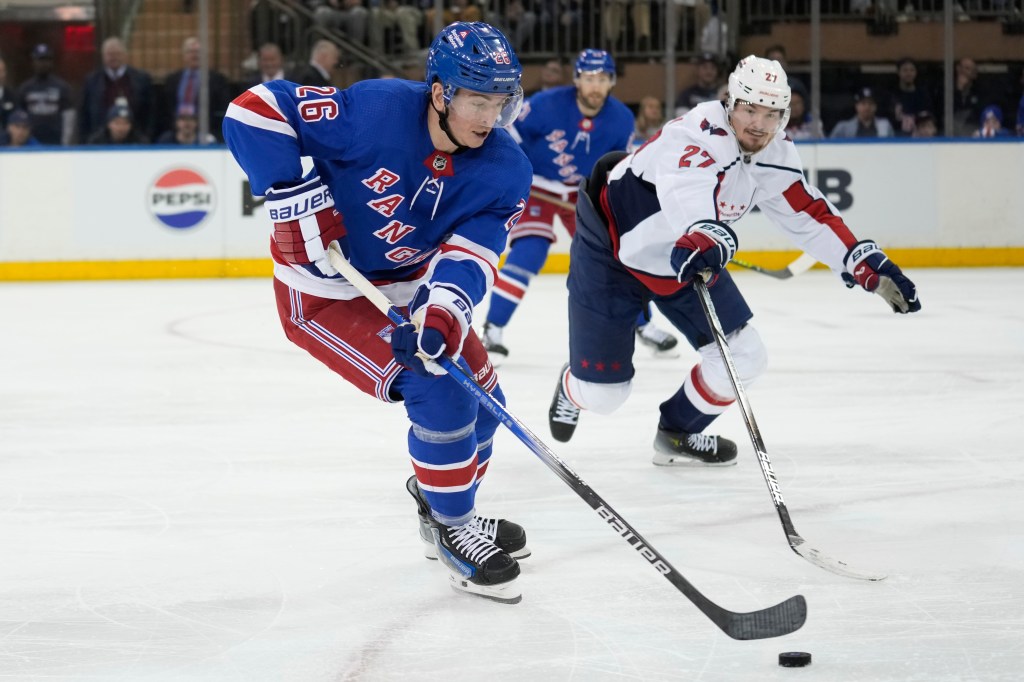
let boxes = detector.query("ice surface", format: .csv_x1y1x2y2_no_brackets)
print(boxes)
1,268,1022,681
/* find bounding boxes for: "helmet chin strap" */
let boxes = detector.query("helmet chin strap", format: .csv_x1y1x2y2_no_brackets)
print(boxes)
433,101,469,154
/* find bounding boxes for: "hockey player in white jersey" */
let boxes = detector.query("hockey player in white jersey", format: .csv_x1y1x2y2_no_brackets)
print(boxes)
224,22,533,603
548,55,920,465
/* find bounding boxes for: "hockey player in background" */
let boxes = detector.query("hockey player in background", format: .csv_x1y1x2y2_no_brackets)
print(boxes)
224,22,533,604
481,48,680,366
548,55,920,466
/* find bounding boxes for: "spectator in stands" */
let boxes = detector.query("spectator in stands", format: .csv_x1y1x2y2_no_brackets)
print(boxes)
368,0,424,55
240,42,287,90
891,57,933,137
16,44,75,145
784,89,823,140
486,0,539,52
829,87,894,138
161,37,232,142
952,57,982,137
604,0,652,52
156,104,218,145
526,58,565,96
632,94,663,146
313,0,371,46
424,0,482,32
79,37,155,142
674,52,721,117
973,105,1010,139
0,56,15,129
912,111,937,138
1,109,41,147
764,44,808,100
249,0,303,56
86,103,149,145
1015,68,1023,137
287,40,342,87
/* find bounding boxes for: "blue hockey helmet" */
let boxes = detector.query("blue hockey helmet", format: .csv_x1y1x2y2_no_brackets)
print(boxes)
426,22,523,103
574,49,616,78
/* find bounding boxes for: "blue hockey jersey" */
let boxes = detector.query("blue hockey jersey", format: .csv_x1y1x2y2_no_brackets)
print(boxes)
223,78,532,308
510,85,635,194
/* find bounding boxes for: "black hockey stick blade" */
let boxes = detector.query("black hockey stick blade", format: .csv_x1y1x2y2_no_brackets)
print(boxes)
788,534,887,582
670,571,808,640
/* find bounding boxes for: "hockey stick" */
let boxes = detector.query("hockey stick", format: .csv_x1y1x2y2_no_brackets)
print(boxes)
731,253,818,280
529,189,576,211
327,243,806,640
693,274,885,581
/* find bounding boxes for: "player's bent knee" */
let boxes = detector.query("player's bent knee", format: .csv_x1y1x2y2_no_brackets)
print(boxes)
570,376,632,415
698,324,767,392
399,370,478,432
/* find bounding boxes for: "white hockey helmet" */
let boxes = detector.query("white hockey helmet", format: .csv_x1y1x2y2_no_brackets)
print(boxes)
727,55,791,131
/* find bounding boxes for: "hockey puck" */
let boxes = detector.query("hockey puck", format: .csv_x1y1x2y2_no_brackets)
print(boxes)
778,651,812,667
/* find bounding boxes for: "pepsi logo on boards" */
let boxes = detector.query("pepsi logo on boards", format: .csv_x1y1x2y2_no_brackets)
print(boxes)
148,168,216,229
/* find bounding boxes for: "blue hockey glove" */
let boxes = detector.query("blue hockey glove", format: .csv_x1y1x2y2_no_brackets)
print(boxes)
670,221,738,284
842,240,921,314
391,285,472,377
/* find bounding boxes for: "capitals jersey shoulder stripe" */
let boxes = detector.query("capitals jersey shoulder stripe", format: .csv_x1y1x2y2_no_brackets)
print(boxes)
781,181,857,247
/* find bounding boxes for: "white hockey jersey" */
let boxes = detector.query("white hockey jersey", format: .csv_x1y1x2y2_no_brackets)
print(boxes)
604,100,859,295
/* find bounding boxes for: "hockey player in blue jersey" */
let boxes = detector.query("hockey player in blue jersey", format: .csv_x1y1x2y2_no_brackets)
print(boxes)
547,55,920,465
223,22,533,604
481,49,679,366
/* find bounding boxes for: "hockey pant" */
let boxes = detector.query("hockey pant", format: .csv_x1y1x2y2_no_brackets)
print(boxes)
566,183,764,433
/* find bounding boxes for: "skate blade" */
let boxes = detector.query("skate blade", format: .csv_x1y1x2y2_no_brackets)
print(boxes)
448,574,522,605
486,351,507,367
652,451,737,467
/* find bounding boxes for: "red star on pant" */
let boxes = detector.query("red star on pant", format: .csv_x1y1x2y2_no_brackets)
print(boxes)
595,361,606,371
581,359,590,369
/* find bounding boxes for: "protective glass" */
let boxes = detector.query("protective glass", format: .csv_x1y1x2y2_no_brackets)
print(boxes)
448,87,524,129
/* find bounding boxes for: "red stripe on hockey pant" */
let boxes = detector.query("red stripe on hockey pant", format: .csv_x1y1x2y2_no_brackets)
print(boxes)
689,364,733,408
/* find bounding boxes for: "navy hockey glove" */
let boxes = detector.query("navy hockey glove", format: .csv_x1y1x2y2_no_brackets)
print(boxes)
842,240,921,314
265,176,346,276
391,285,472,377
670,221,738,284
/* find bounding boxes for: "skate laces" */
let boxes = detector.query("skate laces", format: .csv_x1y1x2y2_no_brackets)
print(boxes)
551,381,580,425
449,521,502,563
471,516,498,539
687,432,719,453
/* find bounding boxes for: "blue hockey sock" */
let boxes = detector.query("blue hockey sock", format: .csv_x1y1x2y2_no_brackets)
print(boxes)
487,236,551,327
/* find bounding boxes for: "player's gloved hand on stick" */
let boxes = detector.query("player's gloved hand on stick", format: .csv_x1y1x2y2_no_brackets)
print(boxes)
671,221,738,285
842,240,921,314
265,176,346,276
391,284,472,377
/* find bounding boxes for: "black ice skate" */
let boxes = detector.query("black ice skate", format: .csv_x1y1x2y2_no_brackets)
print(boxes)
652,426,738,466
406,476,531,560
431,517,521,604
548,363,581,443
636,322,680,358
481,322,509,367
